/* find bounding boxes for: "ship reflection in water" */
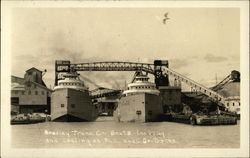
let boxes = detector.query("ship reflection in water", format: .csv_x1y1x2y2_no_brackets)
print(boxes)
11,118,240,148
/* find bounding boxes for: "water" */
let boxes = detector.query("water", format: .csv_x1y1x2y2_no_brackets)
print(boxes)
11,118,240,148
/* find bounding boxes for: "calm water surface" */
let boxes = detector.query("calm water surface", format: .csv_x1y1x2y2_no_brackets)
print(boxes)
11,117,240,148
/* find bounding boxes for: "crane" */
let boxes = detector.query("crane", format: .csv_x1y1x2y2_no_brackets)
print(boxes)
211,70,240,92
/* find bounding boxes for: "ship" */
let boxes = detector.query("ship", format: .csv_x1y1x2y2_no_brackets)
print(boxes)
114,72,163,122
51,72,98,121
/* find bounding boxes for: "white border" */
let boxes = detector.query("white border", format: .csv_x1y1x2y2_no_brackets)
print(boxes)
1,1,249,157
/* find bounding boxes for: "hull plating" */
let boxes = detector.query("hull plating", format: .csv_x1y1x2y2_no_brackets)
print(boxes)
51,88,98,122
114,93,163,122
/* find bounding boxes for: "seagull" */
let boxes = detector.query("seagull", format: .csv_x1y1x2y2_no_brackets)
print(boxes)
163,12,170,24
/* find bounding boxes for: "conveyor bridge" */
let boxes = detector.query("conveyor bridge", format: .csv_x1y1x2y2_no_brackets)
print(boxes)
55,60,226,106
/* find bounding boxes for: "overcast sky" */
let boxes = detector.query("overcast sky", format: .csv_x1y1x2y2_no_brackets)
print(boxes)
11,8,240,90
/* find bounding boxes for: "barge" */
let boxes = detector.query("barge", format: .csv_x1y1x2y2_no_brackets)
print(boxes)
162,111,237,125
11,113,46,125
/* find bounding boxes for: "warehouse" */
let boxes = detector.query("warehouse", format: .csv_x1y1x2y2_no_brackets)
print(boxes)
11,67,52,114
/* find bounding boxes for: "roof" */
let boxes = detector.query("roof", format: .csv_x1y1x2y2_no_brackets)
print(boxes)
28,81,53,92
26,67,43,73
11,83,25,91
11,76,25,84
11,80,53,92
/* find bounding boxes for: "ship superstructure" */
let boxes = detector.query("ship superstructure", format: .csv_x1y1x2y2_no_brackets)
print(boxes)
122,74,160,96
54,73,88,91
51,72,98,121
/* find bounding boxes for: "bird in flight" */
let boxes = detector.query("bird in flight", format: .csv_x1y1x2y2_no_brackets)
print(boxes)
163,12,170,24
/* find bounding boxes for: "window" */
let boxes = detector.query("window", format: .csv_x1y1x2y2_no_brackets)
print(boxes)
41,91,44,95
233,103,235,106
136,110,141,115
35,91,38,95
34,85,37,88
239,102,240,106
61,104,64,107
14,91,18,94
227,103,229,107
22,91,25,95
11,97,19,105
71,104,75,108
28,91,31,95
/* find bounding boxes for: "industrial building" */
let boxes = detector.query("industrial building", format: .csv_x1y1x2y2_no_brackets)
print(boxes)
218,82,240,114
91,88,120,116
159,86,182,113
11,67,52,114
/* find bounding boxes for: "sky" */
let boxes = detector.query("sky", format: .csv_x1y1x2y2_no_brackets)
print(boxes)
11,8,240,90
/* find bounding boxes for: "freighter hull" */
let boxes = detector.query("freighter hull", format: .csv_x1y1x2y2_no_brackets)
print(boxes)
114,93,163,122
51,88,98,122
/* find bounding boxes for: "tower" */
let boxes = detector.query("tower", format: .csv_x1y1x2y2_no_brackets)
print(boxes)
154,60,169,88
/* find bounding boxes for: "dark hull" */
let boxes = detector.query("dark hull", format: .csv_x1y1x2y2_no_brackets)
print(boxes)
52,114,88,122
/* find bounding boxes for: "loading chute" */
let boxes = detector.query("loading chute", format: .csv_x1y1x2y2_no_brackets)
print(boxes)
211,70,240,92
162,67,226,106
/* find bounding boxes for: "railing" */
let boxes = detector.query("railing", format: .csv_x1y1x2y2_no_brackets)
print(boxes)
71,62,155,74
